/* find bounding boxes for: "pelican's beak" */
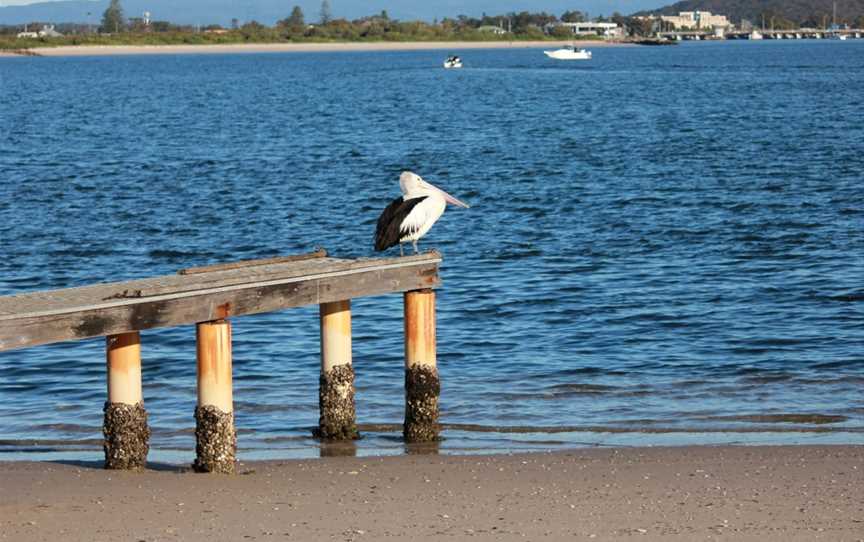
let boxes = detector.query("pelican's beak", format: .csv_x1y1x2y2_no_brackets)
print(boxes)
427,181,470,208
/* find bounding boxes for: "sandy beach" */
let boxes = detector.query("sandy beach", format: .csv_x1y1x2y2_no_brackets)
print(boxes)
2,445,862,541
0,40,625,57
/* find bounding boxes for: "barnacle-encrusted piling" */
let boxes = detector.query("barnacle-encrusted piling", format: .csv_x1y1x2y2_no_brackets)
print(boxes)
194,320,236,474
317,300,358,440
104,332,150,469
193,405,236,474
403,289,440,442
103,401,150,469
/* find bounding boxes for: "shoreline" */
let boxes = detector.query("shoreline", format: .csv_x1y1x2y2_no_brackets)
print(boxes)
2,445,862,541
0,39,626,57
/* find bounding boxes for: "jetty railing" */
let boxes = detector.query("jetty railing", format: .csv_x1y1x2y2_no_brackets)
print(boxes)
0,249,442,473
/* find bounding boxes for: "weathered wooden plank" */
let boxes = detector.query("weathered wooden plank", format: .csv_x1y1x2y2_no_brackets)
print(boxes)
0,255,440,352
0,252,440,319
178,248,327,275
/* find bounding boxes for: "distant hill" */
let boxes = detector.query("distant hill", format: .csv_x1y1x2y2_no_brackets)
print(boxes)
643,0,864,25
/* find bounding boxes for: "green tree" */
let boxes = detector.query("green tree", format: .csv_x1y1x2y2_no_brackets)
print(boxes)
550,25,573,38
629,17,654,37
286,6,305,27
100,0,125,33
561,10,584,23
320,0,332,25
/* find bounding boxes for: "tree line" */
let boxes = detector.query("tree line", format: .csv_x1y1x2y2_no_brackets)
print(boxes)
8,0,862,46
93,1,623,38
1,0,653,42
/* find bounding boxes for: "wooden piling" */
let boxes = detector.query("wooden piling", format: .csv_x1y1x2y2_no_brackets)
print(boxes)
317,300,358,440
194,319,236,474
103,331,150,469
403,289,440,442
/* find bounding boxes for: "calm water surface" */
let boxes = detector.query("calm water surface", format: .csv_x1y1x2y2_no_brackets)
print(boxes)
1,41,863,461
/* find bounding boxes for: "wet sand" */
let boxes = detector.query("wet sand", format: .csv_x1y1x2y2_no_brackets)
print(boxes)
2,445,862,541
0,40,624,57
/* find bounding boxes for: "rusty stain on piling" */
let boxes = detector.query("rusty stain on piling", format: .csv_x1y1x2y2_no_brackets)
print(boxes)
106,331,143,410
196,320,233,416
215,302,232,320
404,289,436,367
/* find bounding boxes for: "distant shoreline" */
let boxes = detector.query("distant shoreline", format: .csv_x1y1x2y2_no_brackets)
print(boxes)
0,39,629,57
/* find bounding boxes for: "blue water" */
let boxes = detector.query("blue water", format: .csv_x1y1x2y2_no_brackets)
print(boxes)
1,40,863,462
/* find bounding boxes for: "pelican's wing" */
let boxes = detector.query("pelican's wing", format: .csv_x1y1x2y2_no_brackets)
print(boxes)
374,196,428,251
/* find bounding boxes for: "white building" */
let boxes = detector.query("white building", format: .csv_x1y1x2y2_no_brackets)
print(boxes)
550,21,623,38
17,24,63,38
661,11,730,30
477,25,506,35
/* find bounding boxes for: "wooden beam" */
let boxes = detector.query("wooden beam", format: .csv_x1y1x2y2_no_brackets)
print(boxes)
0,253,441,352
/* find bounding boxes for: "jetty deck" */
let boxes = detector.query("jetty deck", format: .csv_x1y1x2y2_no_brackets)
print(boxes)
0,249,440,352
0,249,444,472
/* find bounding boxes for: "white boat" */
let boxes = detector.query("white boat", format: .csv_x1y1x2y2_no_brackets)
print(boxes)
834,33,848,40
749,30,763,40
443,55,462,69
543,45,592,60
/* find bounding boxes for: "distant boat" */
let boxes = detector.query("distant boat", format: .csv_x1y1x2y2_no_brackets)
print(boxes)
749,30,763,40
543,45,592,60
443,55,463,69
834,33,848,40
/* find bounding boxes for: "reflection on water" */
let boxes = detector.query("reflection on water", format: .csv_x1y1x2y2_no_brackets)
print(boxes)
404,441,441,456
320,440,359,458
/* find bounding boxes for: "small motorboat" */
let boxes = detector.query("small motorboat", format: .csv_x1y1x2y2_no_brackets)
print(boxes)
443,55,463,69
543,45,592,60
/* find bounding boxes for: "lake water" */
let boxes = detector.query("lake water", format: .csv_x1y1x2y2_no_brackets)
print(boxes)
1,40,863,462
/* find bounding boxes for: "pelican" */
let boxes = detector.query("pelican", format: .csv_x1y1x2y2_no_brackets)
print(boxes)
374,171,470,255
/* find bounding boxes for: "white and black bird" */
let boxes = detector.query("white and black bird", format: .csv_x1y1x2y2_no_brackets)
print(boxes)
374,171,470,255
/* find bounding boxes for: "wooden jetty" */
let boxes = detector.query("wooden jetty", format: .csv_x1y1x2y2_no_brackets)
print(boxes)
0,249,443,473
